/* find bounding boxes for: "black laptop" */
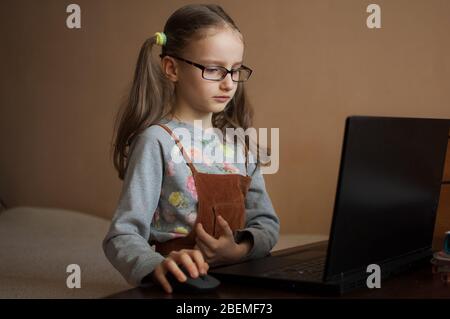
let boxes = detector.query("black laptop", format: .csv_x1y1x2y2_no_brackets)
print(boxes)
210,116,450,294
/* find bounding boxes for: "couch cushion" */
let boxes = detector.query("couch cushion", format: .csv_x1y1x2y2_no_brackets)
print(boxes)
0,206,130,298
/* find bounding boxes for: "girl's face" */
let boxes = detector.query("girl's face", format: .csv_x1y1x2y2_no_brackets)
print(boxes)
172,27,244,115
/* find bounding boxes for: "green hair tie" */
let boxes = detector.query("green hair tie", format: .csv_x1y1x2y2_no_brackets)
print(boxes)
154,32,167,46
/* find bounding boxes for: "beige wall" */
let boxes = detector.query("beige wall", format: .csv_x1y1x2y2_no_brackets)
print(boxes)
1,0,450,235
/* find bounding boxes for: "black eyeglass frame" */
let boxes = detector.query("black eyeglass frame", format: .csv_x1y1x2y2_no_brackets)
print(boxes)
159,53,253,82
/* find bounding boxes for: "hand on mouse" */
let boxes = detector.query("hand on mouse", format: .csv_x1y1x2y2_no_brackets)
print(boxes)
194,215,253,267
151,249,209,294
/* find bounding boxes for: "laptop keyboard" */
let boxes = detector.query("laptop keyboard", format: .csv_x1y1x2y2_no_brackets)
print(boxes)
264,256,326,280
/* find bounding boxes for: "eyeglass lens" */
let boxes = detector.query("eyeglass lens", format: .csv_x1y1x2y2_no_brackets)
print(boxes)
203,67,251,82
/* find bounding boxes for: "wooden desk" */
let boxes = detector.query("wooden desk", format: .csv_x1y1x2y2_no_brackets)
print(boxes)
105,239,450,299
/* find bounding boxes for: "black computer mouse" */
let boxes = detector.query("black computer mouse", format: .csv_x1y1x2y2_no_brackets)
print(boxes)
166,266,221,293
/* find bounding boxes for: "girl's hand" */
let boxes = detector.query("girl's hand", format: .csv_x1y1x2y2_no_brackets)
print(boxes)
151,249,209,294
194,215,252,266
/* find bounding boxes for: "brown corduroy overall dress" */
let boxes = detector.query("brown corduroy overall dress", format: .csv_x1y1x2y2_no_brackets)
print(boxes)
154,124,252,256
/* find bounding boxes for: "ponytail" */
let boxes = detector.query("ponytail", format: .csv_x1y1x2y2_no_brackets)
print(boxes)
112,35,173,180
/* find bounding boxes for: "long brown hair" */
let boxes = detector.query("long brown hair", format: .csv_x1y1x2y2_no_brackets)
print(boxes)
112,4,270,180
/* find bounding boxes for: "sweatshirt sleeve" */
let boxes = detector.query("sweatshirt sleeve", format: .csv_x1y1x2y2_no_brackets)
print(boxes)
102,130,165,287
234,162,280,261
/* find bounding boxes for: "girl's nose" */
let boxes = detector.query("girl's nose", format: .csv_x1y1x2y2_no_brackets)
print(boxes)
220,73,234,90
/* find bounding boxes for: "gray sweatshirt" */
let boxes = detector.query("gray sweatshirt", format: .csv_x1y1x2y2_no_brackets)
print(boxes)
102,117,280,287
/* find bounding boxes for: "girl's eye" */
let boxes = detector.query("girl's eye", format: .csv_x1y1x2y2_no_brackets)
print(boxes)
205,68,220,74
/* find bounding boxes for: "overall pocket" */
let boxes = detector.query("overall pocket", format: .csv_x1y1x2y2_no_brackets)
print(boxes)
211,202,246,238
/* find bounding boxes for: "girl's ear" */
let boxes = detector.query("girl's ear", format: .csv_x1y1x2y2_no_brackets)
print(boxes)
161,56,179,82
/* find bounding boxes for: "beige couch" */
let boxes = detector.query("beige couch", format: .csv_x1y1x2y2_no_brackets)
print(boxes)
0,206,130,298
0,206,327,298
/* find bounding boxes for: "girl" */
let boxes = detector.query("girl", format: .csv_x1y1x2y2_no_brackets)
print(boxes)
103,4,280,294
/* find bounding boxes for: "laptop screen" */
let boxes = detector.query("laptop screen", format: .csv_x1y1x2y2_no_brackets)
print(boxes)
325,116,449,280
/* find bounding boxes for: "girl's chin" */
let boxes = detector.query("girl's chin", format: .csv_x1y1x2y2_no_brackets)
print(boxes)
194,102,229,114
211,102,229,112
199,106,226,115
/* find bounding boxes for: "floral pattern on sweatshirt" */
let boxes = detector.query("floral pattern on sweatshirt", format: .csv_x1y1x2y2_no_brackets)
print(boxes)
186,175,198,200
168,192,189,209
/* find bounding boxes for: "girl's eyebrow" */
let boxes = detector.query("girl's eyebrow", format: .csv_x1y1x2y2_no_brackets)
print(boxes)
203,60,243,66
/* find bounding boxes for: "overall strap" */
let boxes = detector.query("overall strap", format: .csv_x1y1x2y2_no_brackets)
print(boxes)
243,141,249,176
156,124,198,174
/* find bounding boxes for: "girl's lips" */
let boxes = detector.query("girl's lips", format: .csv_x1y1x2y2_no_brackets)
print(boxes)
213,96,230,102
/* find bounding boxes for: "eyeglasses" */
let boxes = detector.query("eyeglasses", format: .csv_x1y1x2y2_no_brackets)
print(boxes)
160,54,252,82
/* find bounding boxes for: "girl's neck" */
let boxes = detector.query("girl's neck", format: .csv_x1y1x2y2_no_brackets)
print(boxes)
169,107,214,130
